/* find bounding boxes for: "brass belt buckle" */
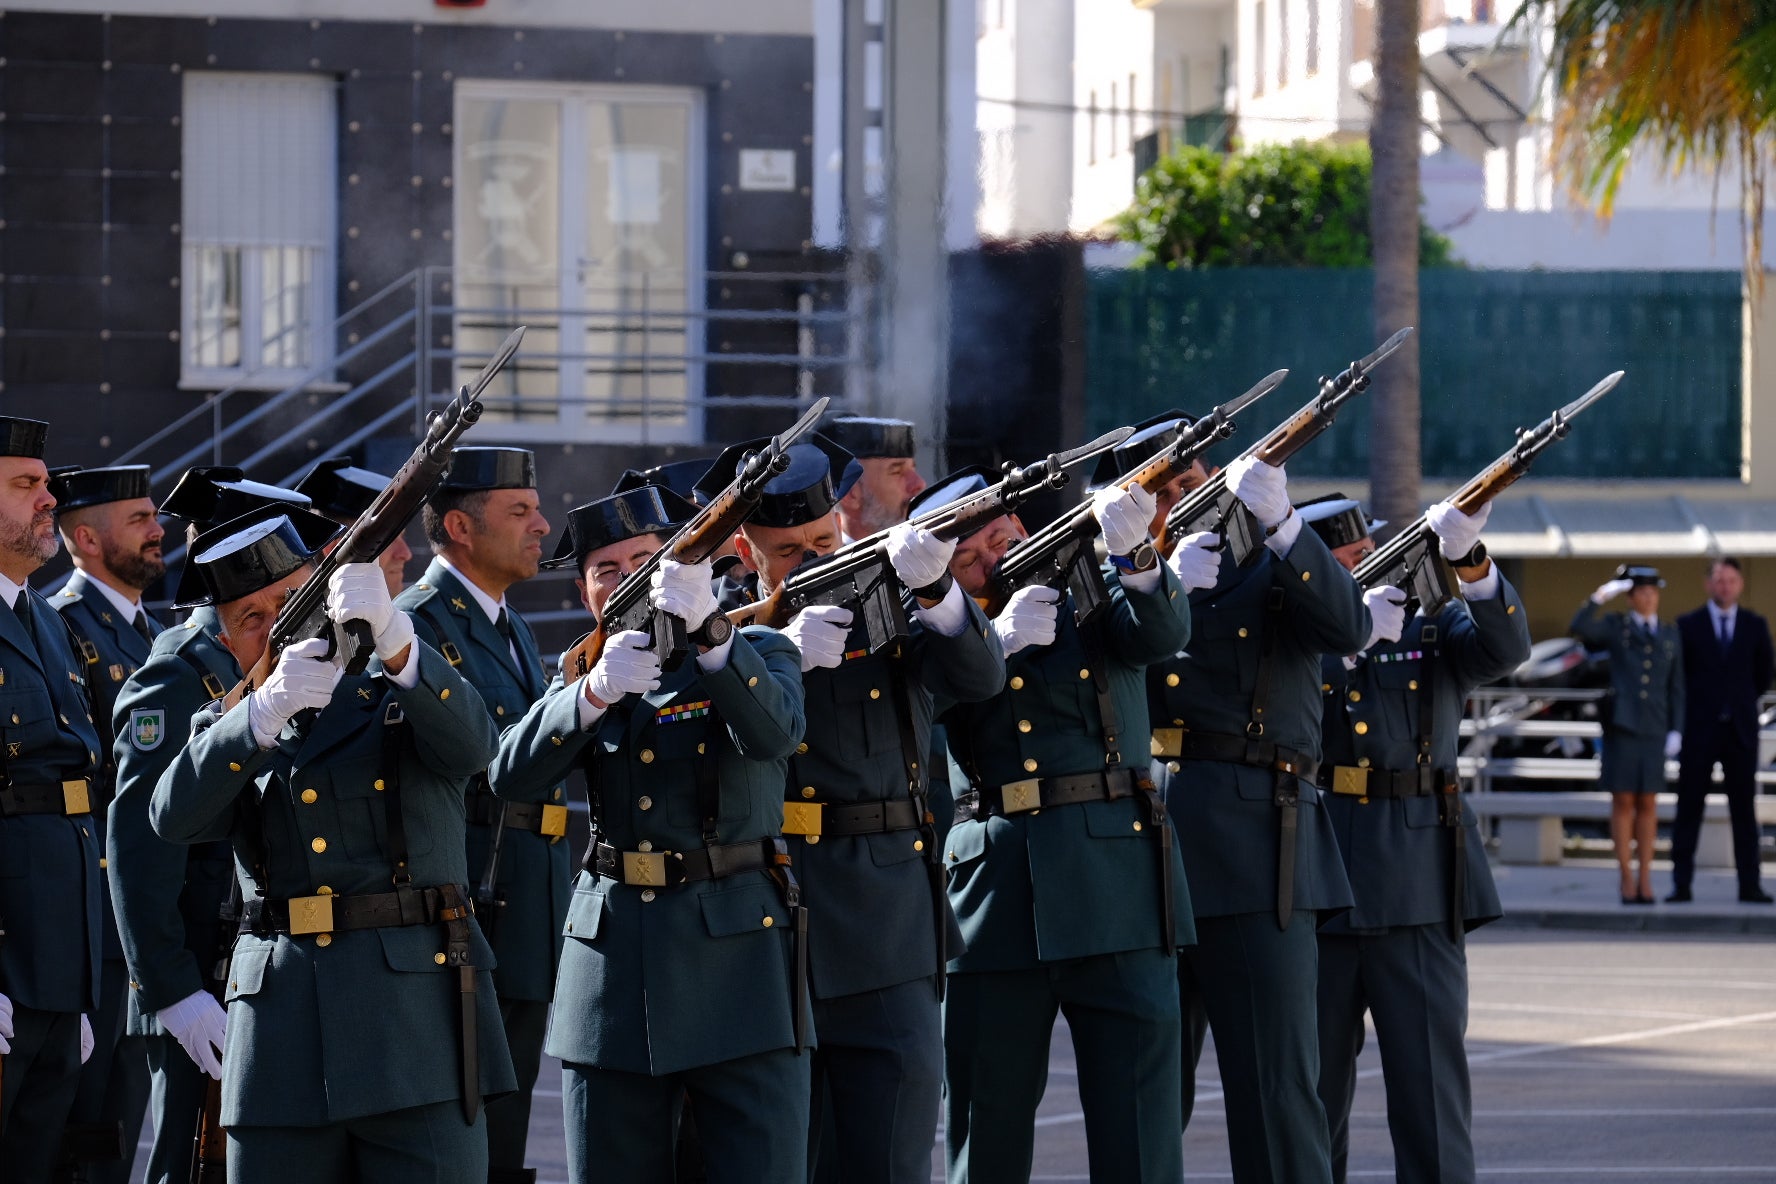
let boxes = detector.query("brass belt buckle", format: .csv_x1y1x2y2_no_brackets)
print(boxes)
999,778,1042,814
1150,728,1183,759
61,779,91,815
287,894,335,936
781,801,823,836
622,851,667,886
1331,766,1370,797
538,804,569,838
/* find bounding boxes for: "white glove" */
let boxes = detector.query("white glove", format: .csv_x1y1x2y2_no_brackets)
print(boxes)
1427,500,1490,562
1665,730,1683,760
0,991,12,1055
1168,530,1223,593
585,630,662,706
1363,585,1409,650
157,989,227,1080
1090,485,1158,558
993,585,1062,657
1592,578,1634,604
649,558,717,631
885,522,957,592
80,1015,94,1065
1225,456,1292,528
248,637,342,740
782,605,853,673
325,563,414,662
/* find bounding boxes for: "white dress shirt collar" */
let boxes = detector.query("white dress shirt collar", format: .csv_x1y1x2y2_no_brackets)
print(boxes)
82,570,144,621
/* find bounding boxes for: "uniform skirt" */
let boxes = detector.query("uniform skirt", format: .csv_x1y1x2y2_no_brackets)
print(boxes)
1601,729,1667,794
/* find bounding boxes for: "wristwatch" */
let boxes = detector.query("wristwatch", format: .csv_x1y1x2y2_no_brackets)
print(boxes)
1450,540,1488,569
1110,543,1159,574
910,571,955,602
689,611,735,650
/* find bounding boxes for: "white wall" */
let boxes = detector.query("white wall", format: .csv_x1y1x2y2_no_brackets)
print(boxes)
1445,207,1776,271
1234,0,1352,146
1070,0,1156,230
9,0,811,34
977,0,1075,237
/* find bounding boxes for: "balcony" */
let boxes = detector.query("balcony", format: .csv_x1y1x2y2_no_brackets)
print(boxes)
1350,0,1530,161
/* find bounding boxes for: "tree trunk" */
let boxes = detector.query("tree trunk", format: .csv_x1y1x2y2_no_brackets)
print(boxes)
1369,0,1422,537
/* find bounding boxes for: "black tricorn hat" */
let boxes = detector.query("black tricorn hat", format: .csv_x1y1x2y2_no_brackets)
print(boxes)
544,485,699,572
1615,563,1666,588
0,417,49,460
1089,410,1192,491
820,415,916,460
172,504,341,610
48,464,153,512
613,457,717,507
295,457,390,526
906,465,997,539
435,447,536,495
1295,493,1384,551
693,433,860,529
160,466,311,533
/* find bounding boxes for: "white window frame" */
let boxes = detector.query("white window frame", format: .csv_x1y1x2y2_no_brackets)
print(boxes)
453,79,707,446
179,72,337,392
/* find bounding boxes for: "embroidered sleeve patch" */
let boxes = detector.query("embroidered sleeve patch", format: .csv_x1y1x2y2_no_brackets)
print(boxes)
129,708,166,751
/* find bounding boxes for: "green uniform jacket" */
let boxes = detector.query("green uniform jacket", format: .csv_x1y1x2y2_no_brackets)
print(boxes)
1318,579,1531,934
149,644,516,1127
1149,527,1368,920
0,586,105,1012
52,570,160,965
488,627,808,1076
397,558,568,1004
722,574,1006,999
940,564,1192,972
1570,601,1686,736
109,607,240,1034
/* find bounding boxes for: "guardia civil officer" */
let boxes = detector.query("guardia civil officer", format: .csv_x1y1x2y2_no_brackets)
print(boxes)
150,505,515,1181
710,434,1004,1182
1571,565,1685,904
108,470,314,1184
46,464,164,1184
488,500,810,1184
913,465,1191,1183
1306,496,1529,1184
820,416,926,544
397,448,560,1184
0,417,105,1182
296,457,413,595
1148,454,1371,1184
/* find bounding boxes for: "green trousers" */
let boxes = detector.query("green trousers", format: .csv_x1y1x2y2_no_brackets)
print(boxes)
944,949,1183,1184
1180,911,1333,1184
1317,924,1475,1184
808,977,942,1184
140,1033,210,1184
226,1100,487,1184
59,955,149,1184
0,1006,84,1183
484,996,548,1178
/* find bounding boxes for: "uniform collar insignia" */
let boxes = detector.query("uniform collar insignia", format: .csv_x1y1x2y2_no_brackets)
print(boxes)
100,611,112,624
451,597,468,611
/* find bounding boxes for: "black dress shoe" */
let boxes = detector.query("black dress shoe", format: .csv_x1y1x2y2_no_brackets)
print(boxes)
1666,887,1693,903
1739,887,1775,904
1636,892,1655,905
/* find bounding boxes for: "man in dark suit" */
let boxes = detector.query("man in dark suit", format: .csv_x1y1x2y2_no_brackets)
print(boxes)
1670,556,1774,904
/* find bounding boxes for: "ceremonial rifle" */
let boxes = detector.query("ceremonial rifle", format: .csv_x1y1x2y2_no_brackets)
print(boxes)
188,879,241,1184
724,427,1137,653
220,327,525,709
1160,327,1413,565
982,370,1287,622
559,396,832,681
1353,371,1623,615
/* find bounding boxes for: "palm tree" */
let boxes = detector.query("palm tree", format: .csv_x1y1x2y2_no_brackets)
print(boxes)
1369,0,1423,535
1511,0,1776,278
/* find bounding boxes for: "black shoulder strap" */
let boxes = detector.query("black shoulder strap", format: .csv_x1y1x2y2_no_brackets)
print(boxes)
1248,583,1287,741
380,698,413,885
887,643,948,998
176,645,230,704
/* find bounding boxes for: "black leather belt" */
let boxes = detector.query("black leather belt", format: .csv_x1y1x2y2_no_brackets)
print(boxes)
593,836,789,888
1318,764,1456,799
467,789,569,838
1157,730,1320,783
782,796,922,838
954,769,1136,824
0,779,92,817
239,883,468,938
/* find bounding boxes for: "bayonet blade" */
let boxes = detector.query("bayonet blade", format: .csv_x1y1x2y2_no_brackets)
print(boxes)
1558,370,1623,420
1215,368,1289,420
1356,326,1414,374
1052,426,1136,470
768,396,832,455
463,326,528,402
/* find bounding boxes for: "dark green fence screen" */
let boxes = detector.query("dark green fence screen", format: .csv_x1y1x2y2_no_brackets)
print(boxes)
1086,269,1743,480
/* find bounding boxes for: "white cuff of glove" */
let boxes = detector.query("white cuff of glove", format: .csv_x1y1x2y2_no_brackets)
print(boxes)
373,609,416,663
1263,512,1302,558
80,1015,94,1065
911,579,971,637
247,695,281,751
694,633,735,672
1118,561,1164,594
575,678,609,731
1457,565,1501,601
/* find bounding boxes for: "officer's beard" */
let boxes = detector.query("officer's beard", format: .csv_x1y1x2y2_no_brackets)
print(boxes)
849,487,905,539
0,509,59,566
104,535,167,592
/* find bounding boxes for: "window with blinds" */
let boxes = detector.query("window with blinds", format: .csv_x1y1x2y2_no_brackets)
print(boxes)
180,73,337,389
